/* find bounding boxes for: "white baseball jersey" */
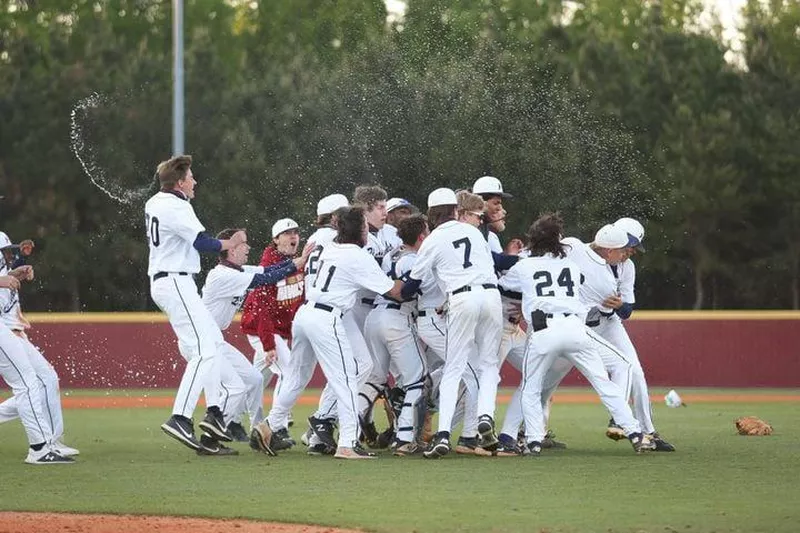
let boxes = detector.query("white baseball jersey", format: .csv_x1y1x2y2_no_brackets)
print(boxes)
144,191,204,276
562,237,618,313
611,259,636,303
304,226,337,294
202,263,264,330
383,224,403,251
365,227,394,265
498,254,588,320
374,249,417,313
410,220,495,293
488,231,503,254
307,243,395,312
0,232,28,331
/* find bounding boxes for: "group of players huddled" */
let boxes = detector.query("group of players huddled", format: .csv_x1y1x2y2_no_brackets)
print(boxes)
147,154,675,460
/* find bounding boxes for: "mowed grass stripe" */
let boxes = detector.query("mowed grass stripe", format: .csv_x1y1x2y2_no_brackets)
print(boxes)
0,399,797,533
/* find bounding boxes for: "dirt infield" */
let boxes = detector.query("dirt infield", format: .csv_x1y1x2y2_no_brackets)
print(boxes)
47,392,800,409
0,512,360,533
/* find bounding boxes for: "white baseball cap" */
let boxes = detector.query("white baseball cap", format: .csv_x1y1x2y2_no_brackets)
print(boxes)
472,176,512,199
614,217,646,251
316,194,349,216
593,224,640,249
271,218,299,239
386,197,411,212
0,232,11,249
427,188,458,208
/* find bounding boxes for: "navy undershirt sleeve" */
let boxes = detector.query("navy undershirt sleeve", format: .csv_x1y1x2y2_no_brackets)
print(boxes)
401,278,422,301
616,302,634,320
193,232,222,253
492,252,519,271
247,260,298,289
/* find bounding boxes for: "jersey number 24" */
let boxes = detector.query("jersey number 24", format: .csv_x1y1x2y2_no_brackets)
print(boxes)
533,268,575,297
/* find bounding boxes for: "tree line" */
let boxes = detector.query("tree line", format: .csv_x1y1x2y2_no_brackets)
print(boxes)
0,0,798,311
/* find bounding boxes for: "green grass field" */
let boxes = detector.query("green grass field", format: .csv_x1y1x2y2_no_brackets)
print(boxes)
1,388,798,533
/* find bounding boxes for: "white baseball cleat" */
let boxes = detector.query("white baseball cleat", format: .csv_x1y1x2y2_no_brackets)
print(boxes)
52,440,80,457
25,446,75,465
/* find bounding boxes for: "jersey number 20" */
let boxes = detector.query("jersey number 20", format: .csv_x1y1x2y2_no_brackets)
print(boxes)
533,268,575,297
146,215,160,247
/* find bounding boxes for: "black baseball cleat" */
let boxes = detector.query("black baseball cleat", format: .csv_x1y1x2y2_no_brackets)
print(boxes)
495,433,522,457
606,418,627,441
309,416,338,450
391,439,420,456
25,447,75,465
455,436,492,456
249,421,277,456
542,430,567,449
226,422,249,442
198,408,232,442
307,443,337,456
197,434,239,456
359,417,381,448
422,432,451,459
374,427,395,449
629,432,656,454
649,432,676,452
523,441,543,457
477,415,499,449
271,427,296,451
161,415,202,451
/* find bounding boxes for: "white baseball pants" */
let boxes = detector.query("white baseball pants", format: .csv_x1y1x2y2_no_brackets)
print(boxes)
0,333,64,441
247,334,290,426
212,340,254,426
364,306,427,442
0,326,51,446
150,275,223,419
593,316,655,434
520,315,642,444
438,287,502,434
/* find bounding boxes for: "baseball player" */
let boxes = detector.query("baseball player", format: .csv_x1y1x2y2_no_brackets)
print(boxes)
351,185,395,447
598,217,675,451
497,213,655,455
383,197,414,250
0,265,73,464
238,218,306,441
472,176,510,254
364,214,429,455
251,206,403,459
0,234,79,458
145,155,247,452
400,188,506,459
199,228,309,455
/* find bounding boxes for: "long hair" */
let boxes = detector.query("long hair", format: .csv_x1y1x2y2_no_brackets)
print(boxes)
526,213,567,258
427,205,456,230
336,206,366,245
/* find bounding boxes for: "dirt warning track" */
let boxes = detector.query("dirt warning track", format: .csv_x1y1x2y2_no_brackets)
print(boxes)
47,392,800,409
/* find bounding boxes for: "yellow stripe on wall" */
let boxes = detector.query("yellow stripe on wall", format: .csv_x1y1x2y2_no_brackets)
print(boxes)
23,310,800,324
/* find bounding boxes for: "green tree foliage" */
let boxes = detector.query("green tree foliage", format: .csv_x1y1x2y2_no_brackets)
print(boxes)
0,0,797,310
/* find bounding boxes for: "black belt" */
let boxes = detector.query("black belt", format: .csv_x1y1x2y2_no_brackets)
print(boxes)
153,271,189,281
545,313,572,319
531,311,573,332
361,298,375,306
417,310,428,317
384,303,402,310
586,319,600,327
452,283,497,295
304,301,342,316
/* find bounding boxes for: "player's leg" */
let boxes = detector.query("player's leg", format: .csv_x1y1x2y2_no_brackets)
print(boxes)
247,334,273,425
386,317,427,452
569,324,653,453
362,308,393,447
425,293,479,458
592,320,634,439
218,341,259,427
0,328,68,463
0,395,17,424
518,329,559,455
474,290,504,446
18,336,77,454
497,324,529,449
307,313,370,458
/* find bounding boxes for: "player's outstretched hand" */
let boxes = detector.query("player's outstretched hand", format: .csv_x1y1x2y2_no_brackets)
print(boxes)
293,241,316,271
9,265,34,282
602,295,623,309
505,238,524,255
264,349,277,366
0,275,21,290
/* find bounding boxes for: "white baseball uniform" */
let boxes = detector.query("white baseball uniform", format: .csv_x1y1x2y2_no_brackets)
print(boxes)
145,190,223,419
276,242,394,448
0,286,65,443
364,249,427,443
498,254,642,444
409,220,503,435
538,238,636,414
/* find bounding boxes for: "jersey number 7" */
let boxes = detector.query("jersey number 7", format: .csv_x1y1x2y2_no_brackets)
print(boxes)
452,238,473,268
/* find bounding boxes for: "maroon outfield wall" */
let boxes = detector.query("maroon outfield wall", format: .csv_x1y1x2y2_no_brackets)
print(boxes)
16,311,800,389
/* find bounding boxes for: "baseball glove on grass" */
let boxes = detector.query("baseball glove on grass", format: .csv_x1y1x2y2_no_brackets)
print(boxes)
735,416,773,436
